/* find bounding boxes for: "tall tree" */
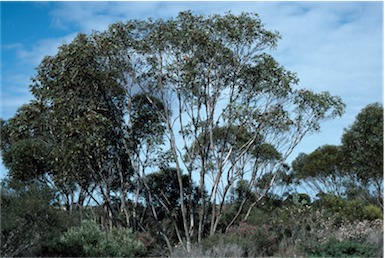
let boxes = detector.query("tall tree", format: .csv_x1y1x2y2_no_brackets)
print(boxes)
2,33,130,227
112,11,345,250
341,103,383,206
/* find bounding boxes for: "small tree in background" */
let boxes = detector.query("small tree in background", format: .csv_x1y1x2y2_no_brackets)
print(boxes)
291,145,346,196
0,179,76,257
288,103,383,207
341,103,383,207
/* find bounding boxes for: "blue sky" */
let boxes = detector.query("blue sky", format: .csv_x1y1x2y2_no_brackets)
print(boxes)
1,1,383,179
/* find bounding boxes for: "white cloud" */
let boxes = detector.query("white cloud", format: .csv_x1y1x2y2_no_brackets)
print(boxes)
256,2,383,159
50,2,136,32
15,33,78,66
1,72,34,119
1,33,79,120
257,3,382,104
1,43,24,50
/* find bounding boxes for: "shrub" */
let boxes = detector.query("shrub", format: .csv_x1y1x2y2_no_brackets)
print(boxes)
230,222,278,256
309,238,377,257
313,194,383,223
171,240,243,258
200,234,249,257
334,219,383,242
362,205,383,220
199,222,279,257
55,220,145,257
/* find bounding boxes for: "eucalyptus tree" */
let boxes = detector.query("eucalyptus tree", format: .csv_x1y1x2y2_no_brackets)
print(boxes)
1,25,169,230
1,33,131,228
289,103,383,206
1,103,50,182
0,102,79,210
105,11,345,251
290,145,346,196
1,11,345,254
0,25,166,236
341,103,383,206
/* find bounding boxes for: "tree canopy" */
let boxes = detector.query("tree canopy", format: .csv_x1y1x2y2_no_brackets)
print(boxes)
341,103,383,185
341,103,383,206
291,145,345,196
0,11,346,254
289,103,383,207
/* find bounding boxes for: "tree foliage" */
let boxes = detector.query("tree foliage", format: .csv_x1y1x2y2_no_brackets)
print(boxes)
123,12,344,247
0,179,76,257
0,11,346,254
289,103,383,206
341,103,383,204
291,145,345,196
309,238,378,257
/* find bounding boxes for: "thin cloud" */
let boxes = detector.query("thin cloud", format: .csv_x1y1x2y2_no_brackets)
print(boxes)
1,43,24,50
1,33,78,120
15,33,78,66
1,92,34,119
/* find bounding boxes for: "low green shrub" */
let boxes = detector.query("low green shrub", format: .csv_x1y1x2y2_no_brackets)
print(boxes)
54,220,146,257
308,238,377,257
314,194,383,223
362,205,383,220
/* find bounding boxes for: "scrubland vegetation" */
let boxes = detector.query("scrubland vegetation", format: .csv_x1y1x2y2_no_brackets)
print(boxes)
1,11,382,257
